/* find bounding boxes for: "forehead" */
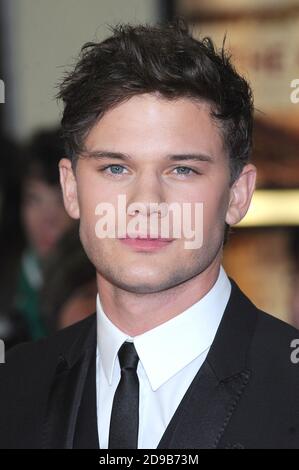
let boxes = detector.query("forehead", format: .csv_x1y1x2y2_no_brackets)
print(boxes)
84,93,225,162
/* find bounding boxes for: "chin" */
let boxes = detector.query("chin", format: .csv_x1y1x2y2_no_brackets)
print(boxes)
121,282,169,295
108,272,169,294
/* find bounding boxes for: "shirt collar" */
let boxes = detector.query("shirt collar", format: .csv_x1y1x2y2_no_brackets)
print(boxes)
97,266,231,391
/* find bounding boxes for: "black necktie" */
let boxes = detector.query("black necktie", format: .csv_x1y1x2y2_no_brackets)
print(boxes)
108,342,140,449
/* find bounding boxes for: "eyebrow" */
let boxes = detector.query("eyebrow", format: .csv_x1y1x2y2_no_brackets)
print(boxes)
83,149,214,163
83,150,132,161
166,153,214,163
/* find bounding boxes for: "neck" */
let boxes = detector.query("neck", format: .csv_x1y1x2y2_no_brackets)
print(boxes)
97,256,222,336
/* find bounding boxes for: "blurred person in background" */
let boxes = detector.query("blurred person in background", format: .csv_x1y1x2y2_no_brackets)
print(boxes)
15,128,74,340
0,129,74,346
0,135,28,348
41,224,97,332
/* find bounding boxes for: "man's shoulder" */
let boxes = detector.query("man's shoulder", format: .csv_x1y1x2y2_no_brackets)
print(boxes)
254,305,298,348
1,313,96,374
224,279,299,381
249,304,299,378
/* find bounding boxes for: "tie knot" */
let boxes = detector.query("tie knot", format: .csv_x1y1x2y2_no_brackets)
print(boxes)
118,342,139,371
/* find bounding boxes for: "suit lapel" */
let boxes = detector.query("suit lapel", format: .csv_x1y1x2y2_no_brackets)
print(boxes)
42,315,97,449
157,361,250,449
158,279,257,449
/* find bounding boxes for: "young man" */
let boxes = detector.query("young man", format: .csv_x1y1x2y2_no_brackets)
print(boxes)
0,20,298,449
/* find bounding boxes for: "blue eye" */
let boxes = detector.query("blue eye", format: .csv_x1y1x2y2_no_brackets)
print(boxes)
174,166,196,175
105,165,126,175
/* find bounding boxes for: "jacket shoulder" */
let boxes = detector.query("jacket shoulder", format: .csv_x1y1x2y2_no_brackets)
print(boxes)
1,313,96,373
255,306,299,348
250,306,299,379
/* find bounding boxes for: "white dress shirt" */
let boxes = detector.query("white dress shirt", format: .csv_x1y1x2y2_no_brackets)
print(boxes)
96,265,231,449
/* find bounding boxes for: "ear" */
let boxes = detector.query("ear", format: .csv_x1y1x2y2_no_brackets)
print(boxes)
59,158,80,219
225,163,257,226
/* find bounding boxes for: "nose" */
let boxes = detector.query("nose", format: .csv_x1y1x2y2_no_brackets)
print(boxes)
126,170,166,218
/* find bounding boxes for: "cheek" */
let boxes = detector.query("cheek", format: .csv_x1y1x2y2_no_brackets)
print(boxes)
78,184,124,237
77,184,99,229
202,206,222,238
77,173,114,214
198,189,230,238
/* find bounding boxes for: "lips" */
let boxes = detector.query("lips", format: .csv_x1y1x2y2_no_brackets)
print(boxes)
124,234,174,241
118,235,174,251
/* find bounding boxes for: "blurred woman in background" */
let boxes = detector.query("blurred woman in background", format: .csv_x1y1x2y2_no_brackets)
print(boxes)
0,128,74,347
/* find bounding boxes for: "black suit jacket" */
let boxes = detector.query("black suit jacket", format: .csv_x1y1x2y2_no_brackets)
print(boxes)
0,279,299,449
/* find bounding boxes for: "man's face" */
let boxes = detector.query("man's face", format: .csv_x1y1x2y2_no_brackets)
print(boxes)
60,94,255,294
